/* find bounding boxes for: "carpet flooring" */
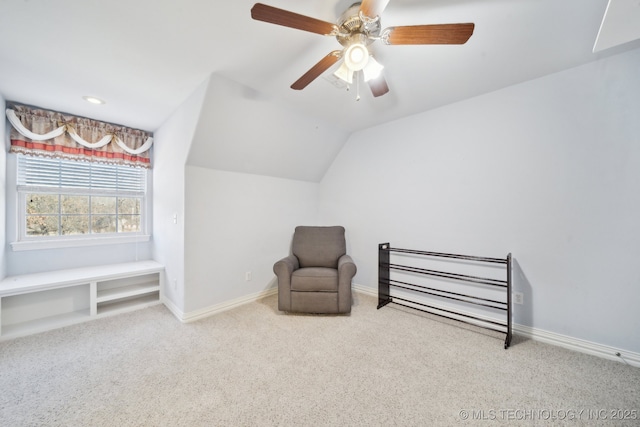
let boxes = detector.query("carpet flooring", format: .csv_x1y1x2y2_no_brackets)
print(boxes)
1,292,639,426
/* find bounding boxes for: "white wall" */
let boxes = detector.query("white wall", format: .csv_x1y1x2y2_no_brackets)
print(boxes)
4,238,152,277
153,72,328,317
183,166,318,314
180,73,339,315
0,94,6,280
319,48,640,353
152,77,209,313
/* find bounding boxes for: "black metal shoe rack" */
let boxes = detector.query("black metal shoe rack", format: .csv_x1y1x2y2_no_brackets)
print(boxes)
378,243,512,349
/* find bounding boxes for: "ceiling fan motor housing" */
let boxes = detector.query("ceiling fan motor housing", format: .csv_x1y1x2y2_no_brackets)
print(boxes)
336,2,381,47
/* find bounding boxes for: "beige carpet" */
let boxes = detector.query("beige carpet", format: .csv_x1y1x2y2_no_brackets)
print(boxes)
1,292,638,426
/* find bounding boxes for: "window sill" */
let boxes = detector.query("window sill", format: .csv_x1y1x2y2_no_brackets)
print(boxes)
11,235,151,252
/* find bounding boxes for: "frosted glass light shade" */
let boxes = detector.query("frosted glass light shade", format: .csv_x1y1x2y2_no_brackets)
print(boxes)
334,61,354,84
363,56,384,82
344,43,369,71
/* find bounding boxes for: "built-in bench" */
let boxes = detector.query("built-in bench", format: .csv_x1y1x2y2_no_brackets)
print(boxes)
0,260,164,341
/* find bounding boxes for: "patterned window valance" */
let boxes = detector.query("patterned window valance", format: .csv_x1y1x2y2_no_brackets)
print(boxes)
6,103,153,168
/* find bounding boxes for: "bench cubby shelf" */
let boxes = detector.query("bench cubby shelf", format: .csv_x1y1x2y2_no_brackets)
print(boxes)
0,261,164,341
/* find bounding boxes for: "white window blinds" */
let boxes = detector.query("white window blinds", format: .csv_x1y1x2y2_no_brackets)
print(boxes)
17,156,146,194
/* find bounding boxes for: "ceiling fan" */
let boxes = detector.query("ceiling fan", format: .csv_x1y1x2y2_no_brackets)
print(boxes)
250,0,474,98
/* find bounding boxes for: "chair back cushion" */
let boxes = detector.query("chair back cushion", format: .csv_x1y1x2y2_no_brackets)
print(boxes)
292,226,346,269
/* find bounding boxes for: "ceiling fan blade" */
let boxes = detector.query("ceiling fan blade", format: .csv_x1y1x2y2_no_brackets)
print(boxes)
360,0,391,19
383,23,475,45
291,51,342,90
367,74,389,97
251,3,336,36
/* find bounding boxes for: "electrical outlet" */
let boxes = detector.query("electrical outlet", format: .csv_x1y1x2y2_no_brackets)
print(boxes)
245,271,252,281
513,292,524,305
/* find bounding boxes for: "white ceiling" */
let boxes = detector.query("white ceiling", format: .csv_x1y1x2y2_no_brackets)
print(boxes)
594,0,640,52
1,0,639,135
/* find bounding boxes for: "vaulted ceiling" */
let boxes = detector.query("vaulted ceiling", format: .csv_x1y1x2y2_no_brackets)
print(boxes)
1,0,639,179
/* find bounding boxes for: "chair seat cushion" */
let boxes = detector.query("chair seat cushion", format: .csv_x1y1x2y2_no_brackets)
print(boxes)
291,267,338,292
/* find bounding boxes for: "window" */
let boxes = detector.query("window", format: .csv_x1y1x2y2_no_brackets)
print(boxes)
14,155,149,249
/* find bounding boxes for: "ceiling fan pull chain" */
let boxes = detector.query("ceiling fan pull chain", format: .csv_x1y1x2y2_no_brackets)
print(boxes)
356,72,361,101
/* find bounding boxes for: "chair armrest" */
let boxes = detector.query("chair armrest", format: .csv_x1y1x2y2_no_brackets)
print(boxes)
337,254,357,313
273,255,299,277
274,255,299,312
338,254,357,279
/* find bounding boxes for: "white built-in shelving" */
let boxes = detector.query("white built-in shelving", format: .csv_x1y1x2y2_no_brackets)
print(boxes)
0,260,164,340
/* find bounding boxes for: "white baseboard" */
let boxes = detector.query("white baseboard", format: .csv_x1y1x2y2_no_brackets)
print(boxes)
163,287,278,323
161,295,185,321
513,324,640,368
353,283,377,297
354,283,640,367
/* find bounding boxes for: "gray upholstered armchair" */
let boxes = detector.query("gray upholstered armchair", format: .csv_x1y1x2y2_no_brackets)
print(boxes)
274,226,356,314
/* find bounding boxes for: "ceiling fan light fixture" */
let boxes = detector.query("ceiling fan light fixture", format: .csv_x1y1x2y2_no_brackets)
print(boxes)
363,56,384,82
334,61,354,84
250,2,474,98
344,43,369,71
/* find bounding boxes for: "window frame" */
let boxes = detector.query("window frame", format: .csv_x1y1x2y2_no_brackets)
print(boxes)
10,155,151,252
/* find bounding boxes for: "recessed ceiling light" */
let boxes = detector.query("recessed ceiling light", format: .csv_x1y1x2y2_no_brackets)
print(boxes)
82,96,106,105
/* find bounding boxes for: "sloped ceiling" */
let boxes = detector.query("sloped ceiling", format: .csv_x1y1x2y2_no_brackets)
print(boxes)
186,74,348,182
594,0,640,52
1,0,640,182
